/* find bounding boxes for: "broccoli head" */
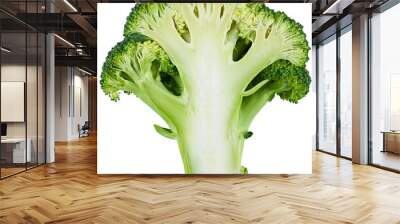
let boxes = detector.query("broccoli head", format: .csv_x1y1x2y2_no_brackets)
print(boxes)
101,3,310,174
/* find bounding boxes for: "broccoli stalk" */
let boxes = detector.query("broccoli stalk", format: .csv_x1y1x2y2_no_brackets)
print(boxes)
101,3,310,174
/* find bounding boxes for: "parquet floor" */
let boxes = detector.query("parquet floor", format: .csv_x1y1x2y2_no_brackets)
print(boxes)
0,167,26,178
1,134,400,224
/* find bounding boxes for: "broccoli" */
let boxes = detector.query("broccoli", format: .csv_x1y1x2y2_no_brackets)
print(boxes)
101,3,310,174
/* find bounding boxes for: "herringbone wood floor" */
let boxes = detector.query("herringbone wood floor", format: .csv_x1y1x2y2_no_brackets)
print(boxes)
1,134,400,224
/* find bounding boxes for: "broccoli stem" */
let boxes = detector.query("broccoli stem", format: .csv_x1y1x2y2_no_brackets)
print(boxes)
177,84,243,173
177,125,243,173
168,28,245,173
239,81,289,130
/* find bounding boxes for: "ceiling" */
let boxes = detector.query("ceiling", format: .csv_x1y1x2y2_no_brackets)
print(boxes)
0,0,393,74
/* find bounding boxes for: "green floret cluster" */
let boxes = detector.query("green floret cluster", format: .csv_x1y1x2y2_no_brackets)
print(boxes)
101,3,311,174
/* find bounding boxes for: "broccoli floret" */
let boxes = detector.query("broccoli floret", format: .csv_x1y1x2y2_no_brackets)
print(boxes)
240,60,310,132
101,35,186,133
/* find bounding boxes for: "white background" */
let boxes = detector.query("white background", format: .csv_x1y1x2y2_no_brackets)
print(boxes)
97,3,314,174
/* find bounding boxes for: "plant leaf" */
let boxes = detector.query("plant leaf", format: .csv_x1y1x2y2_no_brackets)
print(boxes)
128,32,150,42
240,166,248,174
243,131,253,139
153,124,176,140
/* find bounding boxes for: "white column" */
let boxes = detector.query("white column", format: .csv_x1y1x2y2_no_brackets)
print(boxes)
46,1,56,163
352,14,369,164
46,33,55,163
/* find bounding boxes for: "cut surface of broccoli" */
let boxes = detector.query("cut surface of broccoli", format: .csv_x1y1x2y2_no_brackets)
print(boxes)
101,3,310,174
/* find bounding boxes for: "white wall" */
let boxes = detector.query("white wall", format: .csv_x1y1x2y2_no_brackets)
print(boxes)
71,72,89,138
1,65,25,131
1,82,25,122
55,67,69,141
55,67,89,141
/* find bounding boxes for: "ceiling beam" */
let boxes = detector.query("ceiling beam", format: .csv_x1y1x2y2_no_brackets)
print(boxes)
323,0,356,14
312,15,335,33
11,13,82,32
55,55,96,71
67,13,97,37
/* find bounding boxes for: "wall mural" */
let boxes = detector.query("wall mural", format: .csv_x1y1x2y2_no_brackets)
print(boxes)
97,3,313,174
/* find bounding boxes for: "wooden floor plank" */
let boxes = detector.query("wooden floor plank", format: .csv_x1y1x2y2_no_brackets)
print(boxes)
0,134,400,223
